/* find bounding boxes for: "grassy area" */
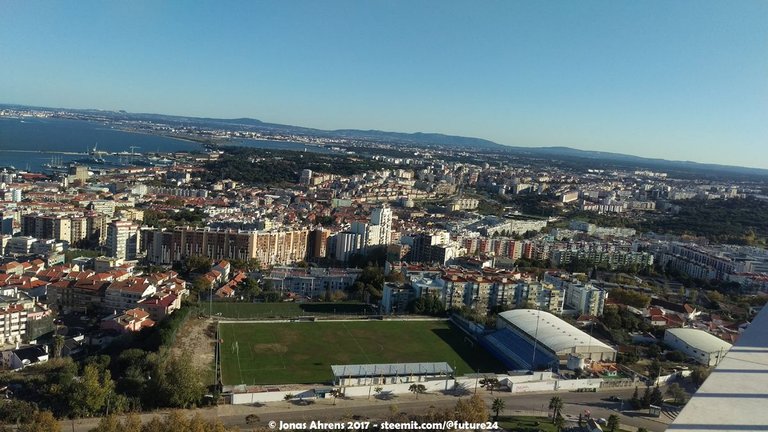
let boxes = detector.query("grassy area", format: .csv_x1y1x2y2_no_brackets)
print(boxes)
218,320,505,385
497,416,557,432
209,302,377,318
498,416,633,432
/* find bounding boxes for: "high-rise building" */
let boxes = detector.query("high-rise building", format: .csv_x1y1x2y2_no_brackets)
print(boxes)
369,205,393,246
565,282,607,316
308,228,330,259
334,231,361,262
20,214,72,243
107,220,141,260
299,169,313,185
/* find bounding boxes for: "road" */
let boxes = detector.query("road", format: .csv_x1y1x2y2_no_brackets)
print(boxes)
62,386,673,431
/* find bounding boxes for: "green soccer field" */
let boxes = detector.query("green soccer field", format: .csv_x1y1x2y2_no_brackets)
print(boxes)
218,320,505,385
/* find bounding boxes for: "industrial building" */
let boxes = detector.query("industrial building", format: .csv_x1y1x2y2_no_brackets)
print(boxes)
663,328,733,366
492,309,616,368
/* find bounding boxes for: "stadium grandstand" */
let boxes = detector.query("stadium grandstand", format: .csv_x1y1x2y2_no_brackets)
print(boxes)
487,309,616,369
479,327,558,371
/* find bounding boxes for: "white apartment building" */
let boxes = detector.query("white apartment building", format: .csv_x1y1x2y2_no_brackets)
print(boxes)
565,282,607,316
107,220,141,260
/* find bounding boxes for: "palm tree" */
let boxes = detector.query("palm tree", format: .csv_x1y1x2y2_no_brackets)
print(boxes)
607,414,620,432
409,384,426,399
549,396,564,423
491,398,505,421
329,389,342,405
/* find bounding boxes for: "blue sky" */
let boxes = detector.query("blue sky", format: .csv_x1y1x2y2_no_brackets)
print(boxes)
1,1,767,168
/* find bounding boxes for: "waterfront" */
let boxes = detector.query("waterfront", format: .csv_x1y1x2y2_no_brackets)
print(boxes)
0,117,334,172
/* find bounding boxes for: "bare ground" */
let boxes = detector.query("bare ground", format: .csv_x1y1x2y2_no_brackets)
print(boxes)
171,316,216,382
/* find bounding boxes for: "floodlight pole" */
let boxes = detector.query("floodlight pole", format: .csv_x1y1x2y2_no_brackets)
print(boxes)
531,307,541,371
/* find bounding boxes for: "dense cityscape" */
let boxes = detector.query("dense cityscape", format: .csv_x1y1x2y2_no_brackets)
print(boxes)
2,1,767,431
0,105,766,431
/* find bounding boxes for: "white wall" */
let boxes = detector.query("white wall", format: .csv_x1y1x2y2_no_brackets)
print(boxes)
510,380,557,393
342,378,454,397
653,373,677,386
231,388,315,404
555,378,603,390
228,374,602,404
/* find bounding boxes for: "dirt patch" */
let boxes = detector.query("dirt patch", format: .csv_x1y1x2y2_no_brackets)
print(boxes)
171,316,215,383
252,343,288,354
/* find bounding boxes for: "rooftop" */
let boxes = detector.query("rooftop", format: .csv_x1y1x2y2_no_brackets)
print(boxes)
665,328,733,354
669,306,768,432
498,309,615,354
331,362,453,378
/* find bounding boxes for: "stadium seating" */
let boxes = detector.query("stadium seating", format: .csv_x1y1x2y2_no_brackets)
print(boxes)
480,328,557,371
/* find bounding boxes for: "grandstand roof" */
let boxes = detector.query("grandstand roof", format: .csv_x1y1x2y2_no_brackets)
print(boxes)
665,328,733,353
498,309,615,355
331,362,453,378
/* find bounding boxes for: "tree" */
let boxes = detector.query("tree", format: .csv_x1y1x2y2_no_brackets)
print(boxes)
284,393,294,401
69,363,115,417
554,414,566,432
163,354,206,408
630,386,640,409
91,415,121,432
607,414,620,432
690,366,711,387
53,334,65,358
453,395,488,423
373,386,383,398
479,377,500,394
238,278,261,300
185,256,212,274
666,383,687,404
601,307,622,329
641,386,652,409
647,359,662,380
0,400,37,425
651,385,664,406
666,350,685,362
122,413,143,432
491,398,505,421
18,411,61,432
646,344,661,359
329,389,343,405
408,384,427,399
549,396,564,422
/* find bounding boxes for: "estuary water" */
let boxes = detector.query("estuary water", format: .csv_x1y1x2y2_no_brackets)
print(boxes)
0,117,333,172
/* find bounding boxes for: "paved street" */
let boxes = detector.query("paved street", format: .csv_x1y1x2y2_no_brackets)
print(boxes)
62,386,673,431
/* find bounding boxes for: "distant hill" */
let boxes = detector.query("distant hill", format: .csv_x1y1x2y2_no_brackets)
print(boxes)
2,102,767,177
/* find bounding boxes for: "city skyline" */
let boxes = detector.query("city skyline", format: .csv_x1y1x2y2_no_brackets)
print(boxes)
1,1,767,168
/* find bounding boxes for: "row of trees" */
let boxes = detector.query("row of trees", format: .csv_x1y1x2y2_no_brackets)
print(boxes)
90,411,237,432
0,349,206,425
629,385,665,409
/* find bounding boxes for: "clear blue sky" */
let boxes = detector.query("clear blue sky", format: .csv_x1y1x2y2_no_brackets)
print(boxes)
1,1,767,168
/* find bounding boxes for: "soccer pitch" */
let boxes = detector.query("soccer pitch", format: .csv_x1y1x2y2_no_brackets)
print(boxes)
218,320,505,385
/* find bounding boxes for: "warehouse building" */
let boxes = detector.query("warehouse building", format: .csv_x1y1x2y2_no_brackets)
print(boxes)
494,309,616,368
663,328,732,366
